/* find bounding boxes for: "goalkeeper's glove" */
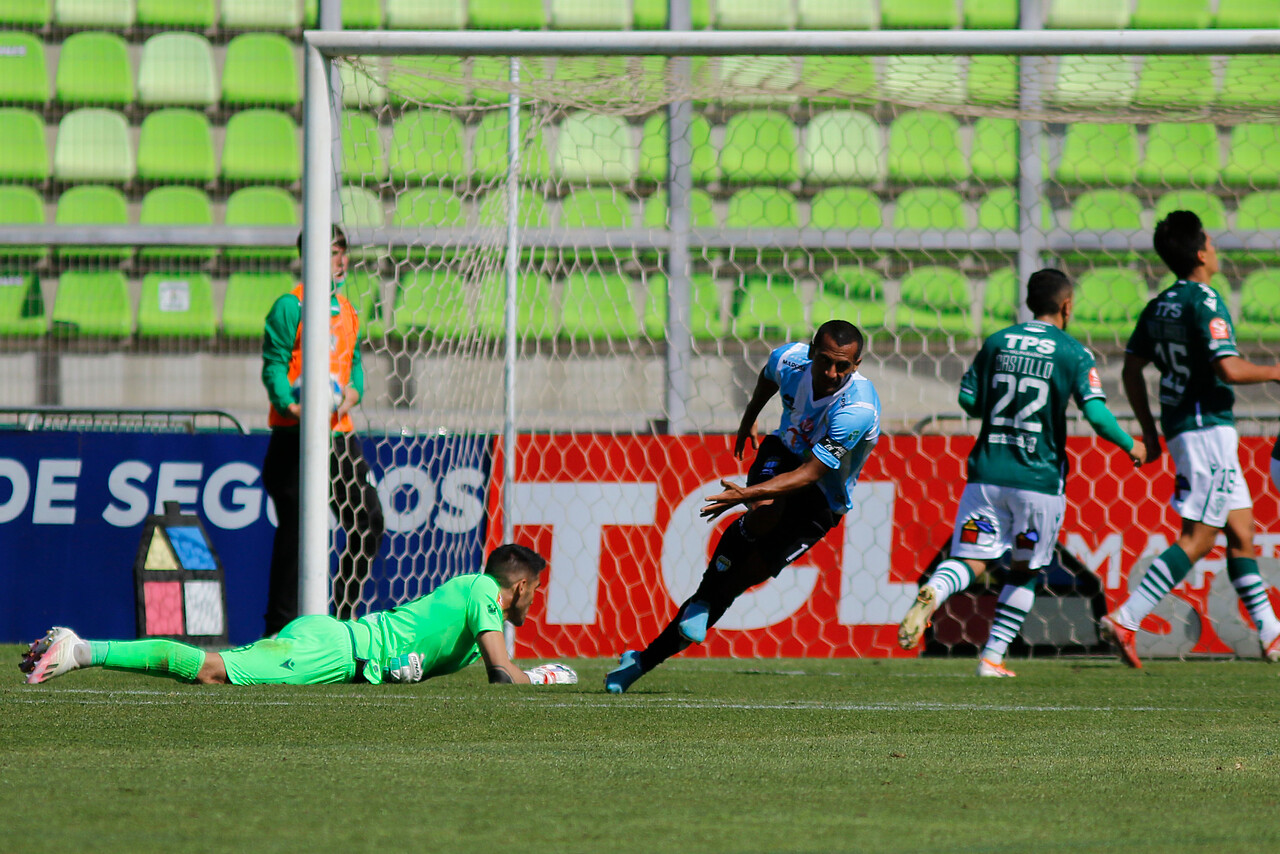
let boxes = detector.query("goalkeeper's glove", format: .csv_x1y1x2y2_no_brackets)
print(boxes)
523,663,578,685
385,653,424,684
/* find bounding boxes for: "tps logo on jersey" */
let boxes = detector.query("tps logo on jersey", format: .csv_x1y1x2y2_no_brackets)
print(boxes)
1014,529,1040,551
1088,367,1103,395
1209,318,1231,340
959,515,996,545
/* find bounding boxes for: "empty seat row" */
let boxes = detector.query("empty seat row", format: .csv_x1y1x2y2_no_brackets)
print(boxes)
0,0,306,30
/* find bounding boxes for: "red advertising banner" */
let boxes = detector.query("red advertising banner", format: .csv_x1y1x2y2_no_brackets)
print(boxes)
488,434,1280,659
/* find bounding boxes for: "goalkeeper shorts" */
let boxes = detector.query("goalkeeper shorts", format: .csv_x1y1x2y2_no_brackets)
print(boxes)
221,615,360,686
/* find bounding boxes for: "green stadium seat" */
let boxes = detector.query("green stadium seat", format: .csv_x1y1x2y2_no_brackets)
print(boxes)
307,0,383,27
55,32,133,106
340,58,387,109
137,0,215,27
713,55,800,107
726,188,800,228
883,55,964,105
720,111,800,183
818,265,888,330
1233,192,1280,264
880,0,957,28
137,273,216,340
51,270,131,338
391,269,468,339
971,117,1016,184
967,55,1018,107
1050,55,1136,109
639,113,717,183
471,56,548,104
340,111,388,184
477,190,549,228
222,272,295,339
1066,190,1143,264
388,111,465,183
1072,267,1148,343
139,186,215,262
136,110,215,184
1153,190,1227,230
0,0,50,26
472,272,557,340
224,186,297,262
1047,0,1129,28
797,0,875,28
0,32,47,104
1131,0,1211,28
1054,123,1138,186
342,269,385,340
0,108,49,182
1215,0,1280,27
220,0,302,29
804,110,883,185
644,274,725,339
555,112,638,184
0,185,47,262
802,56,877,104
222,33,300,109
1219,56,1280,110
472,109,551,182
887,111,967,184
551,0,628,28
633,0,710,28
54,0,133,26
982,268,1018,334
733,275,807,340
560,189,633,228
976,188,1054,232
810,188,882,230
1223,124,1280,189
715,0,794,28
390,187,464,259
642,189,717,229
55,181,128,258
1236,270,1280,341
137,33,217,108
221,110,300,184
895,266,974,338
385,0,459,27
0,271,45,336
965,0,1018,28
1136,57,1214,109
469,0,545,29
54,109,133,183
892,188,969,231
1137,123,1219,187
561,273,642,340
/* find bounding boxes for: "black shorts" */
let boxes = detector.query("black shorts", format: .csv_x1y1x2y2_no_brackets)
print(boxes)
745,435,840,576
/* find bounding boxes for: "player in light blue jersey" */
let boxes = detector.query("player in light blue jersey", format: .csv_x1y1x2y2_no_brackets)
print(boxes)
606,320,880,693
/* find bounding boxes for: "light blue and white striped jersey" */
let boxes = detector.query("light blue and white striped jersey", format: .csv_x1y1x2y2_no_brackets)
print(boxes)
763,342,882,515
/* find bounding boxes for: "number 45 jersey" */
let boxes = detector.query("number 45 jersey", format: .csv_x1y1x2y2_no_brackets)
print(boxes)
1125,278,1240,441
961,320,1105,496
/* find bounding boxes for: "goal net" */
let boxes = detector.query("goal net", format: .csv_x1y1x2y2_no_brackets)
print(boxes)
313,34,1280,661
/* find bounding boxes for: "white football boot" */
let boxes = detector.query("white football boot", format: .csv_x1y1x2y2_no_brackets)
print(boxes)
20,627,86,685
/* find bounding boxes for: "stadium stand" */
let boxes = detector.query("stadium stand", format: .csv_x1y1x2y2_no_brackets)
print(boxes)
137,33,218,108
0,31,47,104
138,186,216,263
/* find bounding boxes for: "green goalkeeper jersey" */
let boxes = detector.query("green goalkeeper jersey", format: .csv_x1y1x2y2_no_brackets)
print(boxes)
961,320,1106,496
355,573,505,683
1125,278,1240,439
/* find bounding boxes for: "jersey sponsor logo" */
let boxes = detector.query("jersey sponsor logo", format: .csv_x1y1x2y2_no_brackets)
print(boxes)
989,432,1038,454
1209,317,1230,340
1014,528,1040,550
959,514,997,545
819,437,849,461
1088,367,1103,395
1154,300,1182,319
1004,333,1057,356
487,603,498,616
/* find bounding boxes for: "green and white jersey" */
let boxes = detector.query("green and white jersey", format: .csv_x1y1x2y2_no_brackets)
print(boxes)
961,320,1106,495
357,573,505,683
1125,279,1240,439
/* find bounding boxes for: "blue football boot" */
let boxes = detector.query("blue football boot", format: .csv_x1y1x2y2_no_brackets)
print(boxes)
604,650,643,694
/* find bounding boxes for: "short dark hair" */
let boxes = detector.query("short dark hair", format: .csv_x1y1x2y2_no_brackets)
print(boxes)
1153,210,1207,279
1025,268,1073,317
812,319,864,360
484,544,546,588
296,224,348,255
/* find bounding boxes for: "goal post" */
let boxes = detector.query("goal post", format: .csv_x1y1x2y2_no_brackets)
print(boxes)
298,27,1280,660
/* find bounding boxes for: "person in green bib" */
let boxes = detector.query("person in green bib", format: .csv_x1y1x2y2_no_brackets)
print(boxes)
21,544,577,687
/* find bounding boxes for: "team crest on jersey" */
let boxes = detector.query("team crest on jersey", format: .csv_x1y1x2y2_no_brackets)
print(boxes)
959,515,997,545
1209,318,1230,340
1087,368,1103,394
487,603,499,616
1014,529,1040,550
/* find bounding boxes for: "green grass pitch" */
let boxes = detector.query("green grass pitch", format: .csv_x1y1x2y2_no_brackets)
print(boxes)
4,650,1279,853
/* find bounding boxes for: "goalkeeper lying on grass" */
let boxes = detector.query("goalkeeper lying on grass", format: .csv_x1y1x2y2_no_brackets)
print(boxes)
21,543,576,687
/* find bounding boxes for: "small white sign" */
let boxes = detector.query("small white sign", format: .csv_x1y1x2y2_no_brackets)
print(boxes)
157,280,190,313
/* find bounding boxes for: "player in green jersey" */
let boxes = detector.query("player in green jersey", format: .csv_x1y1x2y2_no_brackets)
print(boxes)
897,269,1145,676
21,544,577,687
1101,210,1280,667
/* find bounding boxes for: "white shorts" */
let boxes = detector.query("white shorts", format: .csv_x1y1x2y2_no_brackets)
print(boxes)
1167,425,1252,528
949,482,1066,570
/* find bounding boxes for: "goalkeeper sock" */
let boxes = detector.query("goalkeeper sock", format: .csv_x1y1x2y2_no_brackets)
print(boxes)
980,573,1037,665
925,559,974,605
1227,558,1280,642
1116,545,1192,630
89,639,206,683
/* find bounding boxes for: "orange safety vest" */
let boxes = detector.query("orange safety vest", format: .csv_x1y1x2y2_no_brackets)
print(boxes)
267,284,359,433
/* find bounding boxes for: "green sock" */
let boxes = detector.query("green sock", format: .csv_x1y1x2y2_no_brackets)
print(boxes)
91,639,206,683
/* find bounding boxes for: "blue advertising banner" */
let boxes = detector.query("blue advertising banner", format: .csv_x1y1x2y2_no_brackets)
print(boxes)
0,432,492,646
